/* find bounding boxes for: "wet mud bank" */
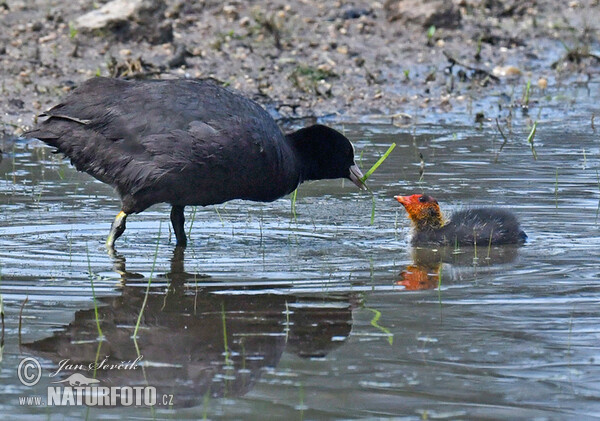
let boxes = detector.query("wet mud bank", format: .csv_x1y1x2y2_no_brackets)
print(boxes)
1,0,599,138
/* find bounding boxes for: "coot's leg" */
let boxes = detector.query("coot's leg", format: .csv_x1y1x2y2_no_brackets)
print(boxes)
106,210,128,249
170,205,187,247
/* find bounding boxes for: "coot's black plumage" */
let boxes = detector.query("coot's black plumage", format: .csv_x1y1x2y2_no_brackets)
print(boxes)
26,77,366,248
395,194,527,246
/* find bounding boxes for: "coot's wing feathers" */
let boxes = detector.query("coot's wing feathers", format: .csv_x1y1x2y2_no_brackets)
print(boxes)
30,77,280,145
25,78,289,203
40,77,277,139
132,115,294,206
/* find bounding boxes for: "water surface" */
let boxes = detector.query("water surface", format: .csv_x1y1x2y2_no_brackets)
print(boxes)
1,88,599,419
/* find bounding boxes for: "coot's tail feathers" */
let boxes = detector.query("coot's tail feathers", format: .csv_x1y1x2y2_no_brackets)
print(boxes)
25,117,164,200
518,230,528,243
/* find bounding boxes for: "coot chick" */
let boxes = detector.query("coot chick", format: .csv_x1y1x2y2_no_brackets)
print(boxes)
394,194,527,246
26,77,366,248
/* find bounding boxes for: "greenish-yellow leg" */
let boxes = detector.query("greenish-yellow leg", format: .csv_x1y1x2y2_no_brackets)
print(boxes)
106,210,127,249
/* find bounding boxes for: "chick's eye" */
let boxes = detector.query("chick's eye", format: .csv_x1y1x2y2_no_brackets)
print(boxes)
418,196,427,203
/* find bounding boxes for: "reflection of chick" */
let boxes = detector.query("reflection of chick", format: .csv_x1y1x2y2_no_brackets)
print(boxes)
397,264,440,290
395,194,527,246
396,241,523,291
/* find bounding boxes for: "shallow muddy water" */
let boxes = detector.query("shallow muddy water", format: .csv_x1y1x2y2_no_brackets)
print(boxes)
1,87,599,419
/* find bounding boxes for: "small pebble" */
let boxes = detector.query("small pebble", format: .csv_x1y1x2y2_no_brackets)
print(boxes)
492,65,521,77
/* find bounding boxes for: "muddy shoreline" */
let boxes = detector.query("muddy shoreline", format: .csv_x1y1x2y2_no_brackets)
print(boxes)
1,0,599,137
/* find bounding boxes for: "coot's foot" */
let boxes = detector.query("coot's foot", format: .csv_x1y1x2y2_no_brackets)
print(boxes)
106,210,127,249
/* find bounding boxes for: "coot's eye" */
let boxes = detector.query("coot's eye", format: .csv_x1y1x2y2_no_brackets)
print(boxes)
419,196,427,203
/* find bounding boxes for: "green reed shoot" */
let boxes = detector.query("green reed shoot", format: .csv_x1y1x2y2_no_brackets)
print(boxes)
68,22,78,39
361,143,396,225
453,235,461,255
473,231,478,265
86,244,104,339
370,195,376,225
426,25,436,44
290,188,297,221
18,296,28,346
214,205,224,226
221,301,232,366
202,390,211,420
418,153,425,184
437,263,443,311
527,121,538,160
365,307,393,345
188,206,197,238
360,143,397,183
494,118,509,163
475,35,482,60
487,229,494,260
133,222,161,340
284,300,290,343
522,80,531,107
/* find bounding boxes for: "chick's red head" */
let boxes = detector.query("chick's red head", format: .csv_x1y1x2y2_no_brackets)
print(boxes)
394,194,444,229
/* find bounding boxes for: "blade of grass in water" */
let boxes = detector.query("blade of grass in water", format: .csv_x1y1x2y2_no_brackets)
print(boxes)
522,80,531,107
221,302,232,366
18,296,28,346
290,188,297,221
361,143,397,225
365,307,393,345
188,206,197,239
370,195,376,225
527,121,538,160
360,143,397,183
86,245,104,339
133,222,161,340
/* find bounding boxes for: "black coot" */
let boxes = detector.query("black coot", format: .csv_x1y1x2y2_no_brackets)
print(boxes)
26,77,366,248
395,194,527,246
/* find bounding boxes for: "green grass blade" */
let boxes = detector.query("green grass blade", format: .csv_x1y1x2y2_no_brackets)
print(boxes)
365,307,393,345
527,121,538,160
370,194,376,225
290,188,297,221
86,245,104,339
360,143,397,183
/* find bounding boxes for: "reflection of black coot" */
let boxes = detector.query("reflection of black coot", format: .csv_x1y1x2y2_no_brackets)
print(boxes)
26,283,354,407
25,77,365,247
287,301,353,358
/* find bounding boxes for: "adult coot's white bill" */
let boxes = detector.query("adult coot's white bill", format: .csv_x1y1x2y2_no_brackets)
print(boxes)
26,77,366,248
